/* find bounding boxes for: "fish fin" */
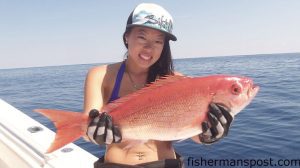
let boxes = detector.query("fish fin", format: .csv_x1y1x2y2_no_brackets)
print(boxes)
146,75,189,87
34,109,87,153
103,75,190,112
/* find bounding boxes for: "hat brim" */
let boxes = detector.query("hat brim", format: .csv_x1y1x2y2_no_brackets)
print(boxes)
126,24,177,41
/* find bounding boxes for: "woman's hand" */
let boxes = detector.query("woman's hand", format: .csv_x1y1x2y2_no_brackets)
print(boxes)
86,109,122,145
198,103,234,144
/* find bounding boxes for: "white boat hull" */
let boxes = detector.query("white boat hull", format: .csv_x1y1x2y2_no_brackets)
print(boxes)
0,99,97,168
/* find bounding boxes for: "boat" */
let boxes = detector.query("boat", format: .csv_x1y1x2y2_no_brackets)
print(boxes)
0,99,97,168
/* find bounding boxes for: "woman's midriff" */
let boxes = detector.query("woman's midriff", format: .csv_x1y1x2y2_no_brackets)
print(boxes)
104,140,176,165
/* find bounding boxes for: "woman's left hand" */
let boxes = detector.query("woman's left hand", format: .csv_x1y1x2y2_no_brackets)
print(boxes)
198,103,234,144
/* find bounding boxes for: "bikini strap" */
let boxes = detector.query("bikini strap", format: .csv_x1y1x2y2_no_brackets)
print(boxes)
108,61,126,102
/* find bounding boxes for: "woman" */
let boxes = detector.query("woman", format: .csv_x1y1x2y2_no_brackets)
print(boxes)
84,3,233,168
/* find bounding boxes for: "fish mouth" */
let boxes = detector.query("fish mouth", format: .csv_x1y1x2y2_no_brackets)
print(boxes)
248,84,260,99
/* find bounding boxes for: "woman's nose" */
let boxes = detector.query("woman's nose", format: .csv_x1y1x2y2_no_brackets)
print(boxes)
143,41,154,50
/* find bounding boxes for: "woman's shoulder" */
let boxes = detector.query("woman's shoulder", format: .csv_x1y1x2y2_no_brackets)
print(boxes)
87,62,123,78
174,71,184,76
87,65,106,75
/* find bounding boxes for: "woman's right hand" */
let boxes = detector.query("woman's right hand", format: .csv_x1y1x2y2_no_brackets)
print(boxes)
86,109,122,145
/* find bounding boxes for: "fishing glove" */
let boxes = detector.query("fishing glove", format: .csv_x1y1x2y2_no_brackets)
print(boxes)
86,109,122,145
199,103,234,144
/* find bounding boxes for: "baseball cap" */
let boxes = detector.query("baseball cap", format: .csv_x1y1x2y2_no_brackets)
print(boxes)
126,3,177,41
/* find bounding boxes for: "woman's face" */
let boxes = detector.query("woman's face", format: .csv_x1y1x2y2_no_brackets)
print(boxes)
125,26,165,69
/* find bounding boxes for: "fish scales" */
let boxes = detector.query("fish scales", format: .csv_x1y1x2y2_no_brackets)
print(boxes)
34,75,259,153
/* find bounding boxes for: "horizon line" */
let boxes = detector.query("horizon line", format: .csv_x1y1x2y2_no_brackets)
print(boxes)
1,52,299,70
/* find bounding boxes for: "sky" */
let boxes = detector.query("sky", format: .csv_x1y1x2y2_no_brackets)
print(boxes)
1,0,300,69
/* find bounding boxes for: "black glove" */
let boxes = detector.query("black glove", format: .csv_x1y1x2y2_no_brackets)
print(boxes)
199,103,234,144
86,109,122,145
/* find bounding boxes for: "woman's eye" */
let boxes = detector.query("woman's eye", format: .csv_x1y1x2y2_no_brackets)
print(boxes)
156,40,163,44
138,36,146,40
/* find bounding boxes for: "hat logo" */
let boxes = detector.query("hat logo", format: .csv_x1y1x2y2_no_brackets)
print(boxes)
144,15,173,33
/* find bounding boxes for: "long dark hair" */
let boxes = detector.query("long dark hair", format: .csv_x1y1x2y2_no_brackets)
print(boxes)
123,28,174,84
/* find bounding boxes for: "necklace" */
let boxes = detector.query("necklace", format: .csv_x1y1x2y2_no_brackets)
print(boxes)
127,70,145,90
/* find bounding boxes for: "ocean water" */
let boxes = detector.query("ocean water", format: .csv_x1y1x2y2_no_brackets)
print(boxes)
1,53,299,167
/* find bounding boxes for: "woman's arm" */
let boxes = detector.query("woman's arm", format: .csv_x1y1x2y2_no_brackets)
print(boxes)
83,66,106,115
84,65,122,144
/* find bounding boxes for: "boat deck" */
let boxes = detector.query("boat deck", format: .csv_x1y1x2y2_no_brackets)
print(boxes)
0,99,97,168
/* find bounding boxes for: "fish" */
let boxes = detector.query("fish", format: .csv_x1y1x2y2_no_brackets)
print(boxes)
35,75,259,153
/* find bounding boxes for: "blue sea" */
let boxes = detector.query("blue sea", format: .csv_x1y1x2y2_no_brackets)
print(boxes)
1,53,300,168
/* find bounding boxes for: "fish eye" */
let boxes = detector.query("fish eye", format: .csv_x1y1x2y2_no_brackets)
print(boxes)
231,84,242,95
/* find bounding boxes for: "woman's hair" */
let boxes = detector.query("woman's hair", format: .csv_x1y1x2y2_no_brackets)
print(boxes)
123,28,174,84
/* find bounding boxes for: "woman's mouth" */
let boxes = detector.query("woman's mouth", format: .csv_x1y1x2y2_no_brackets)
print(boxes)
139,54,152,61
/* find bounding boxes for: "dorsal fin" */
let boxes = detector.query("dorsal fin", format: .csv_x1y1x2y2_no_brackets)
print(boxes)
102,75,190,112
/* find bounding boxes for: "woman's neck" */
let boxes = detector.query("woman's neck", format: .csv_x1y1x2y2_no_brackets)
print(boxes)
124,59,148,76
124,59,148,90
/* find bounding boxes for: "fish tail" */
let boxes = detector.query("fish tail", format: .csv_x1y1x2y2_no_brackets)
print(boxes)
34,109,87,153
